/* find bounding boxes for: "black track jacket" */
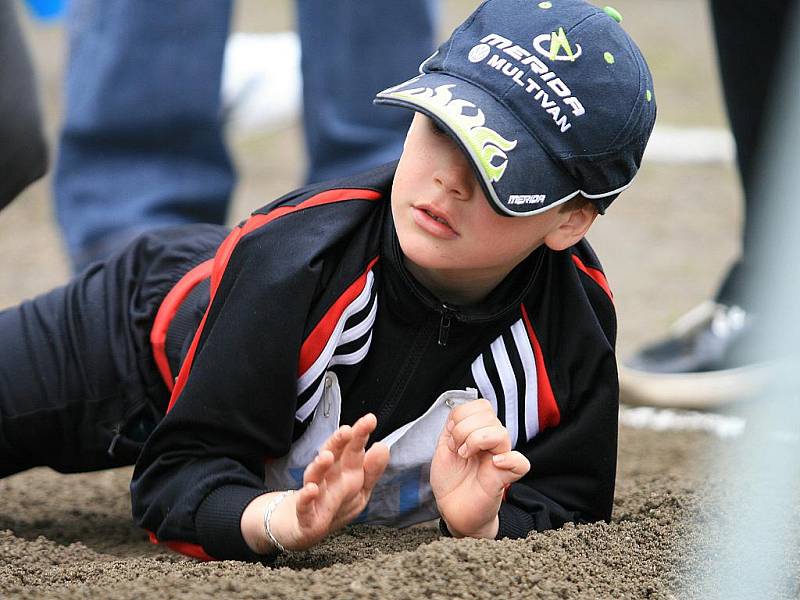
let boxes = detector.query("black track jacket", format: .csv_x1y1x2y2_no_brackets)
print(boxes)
131,162,619,562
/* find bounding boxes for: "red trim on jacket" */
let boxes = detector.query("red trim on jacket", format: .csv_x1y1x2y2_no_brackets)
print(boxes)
150,259,214,392
571,254,613,301
521,304,560,430
208,190,381,296
298,256,379,376
148,531,214,561
210,225,244,297
241,189,382,237
167,188,383,414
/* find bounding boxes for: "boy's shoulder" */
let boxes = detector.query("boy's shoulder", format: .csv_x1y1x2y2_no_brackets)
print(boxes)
220,161,400,279
525,240,615,352
253,161,399,218
214,163,398,314
567,239,613,304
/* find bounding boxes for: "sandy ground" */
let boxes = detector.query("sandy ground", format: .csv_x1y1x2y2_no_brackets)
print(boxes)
0,429,745,599
4,0,797,598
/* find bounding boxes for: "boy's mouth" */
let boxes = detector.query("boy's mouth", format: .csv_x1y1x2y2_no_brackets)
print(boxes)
425,209,449,226
411,204,459,239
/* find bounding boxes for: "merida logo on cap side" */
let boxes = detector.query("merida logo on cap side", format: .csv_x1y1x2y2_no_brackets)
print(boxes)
383,84,518,183
472,33,586,134
508,194,546,205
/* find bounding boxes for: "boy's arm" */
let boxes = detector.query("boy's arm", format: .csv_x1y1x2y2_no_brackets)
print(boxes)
131,212,326,561
493,253,619,538
431,357,618,539
494,361,618,538
434,248,619,539
238,415,390,555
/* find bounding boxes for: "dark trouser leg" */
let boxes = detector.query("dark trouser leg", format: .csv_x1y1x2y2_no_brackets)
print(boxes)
0,224,227,477
711,0,796,309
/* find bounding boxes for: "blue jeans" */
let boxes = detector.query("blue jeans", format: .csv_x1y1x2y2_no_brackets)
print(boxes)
55,0,436,271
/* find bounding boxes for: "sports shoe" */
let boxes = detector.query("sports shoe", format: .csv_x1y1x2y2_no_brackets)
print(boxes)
619,301,772,408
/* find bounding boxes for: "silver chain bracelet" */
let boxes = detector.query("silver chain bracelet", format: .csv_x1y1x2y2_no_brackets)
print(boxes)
263,489,295,554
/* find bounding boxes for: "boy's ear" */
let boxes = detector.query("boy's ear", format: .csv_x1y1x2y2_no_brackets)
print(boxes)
543,206,598,251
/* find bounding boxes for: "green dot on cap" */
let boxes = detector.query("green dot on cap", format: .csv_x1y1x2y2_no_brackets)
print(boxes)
646,89,652,102
604,51,615,64
538,1,552,8
603,6,623,23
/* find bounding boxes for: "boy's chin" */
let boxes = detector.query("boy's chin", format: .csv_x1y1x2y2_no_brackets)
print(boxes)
400,244,467,274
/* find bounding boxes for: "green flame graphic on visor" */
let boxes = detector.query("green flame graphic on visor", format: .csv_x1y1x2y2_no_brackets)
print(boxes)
385,84,518,183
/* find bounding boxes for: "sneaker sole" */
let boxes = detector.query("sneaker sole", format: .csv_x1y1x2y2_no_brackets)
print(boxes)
618,362,774,409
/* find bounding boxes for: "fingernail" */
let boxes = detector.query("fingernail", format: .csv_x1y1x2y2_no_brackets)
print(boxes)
493,454,506,464
446,420,454,432
458,444,467,457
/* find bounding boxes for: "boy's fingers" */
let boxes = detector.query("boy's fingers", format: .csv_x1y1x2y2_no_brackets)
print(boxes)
295,482,320,520
449,398,495,424
362,442,390,493
449,412,502,450
351,413,378,437
326,425,353,460
437,416,454,449
458,425,511,458
303,449,334,486
491,451,531,485
341,415,375,470
317,426,352,480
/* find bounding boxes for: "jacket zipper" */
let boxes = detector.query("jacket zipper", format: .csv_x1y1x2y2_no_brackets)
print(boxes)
373,317,437,434
438,304,455,347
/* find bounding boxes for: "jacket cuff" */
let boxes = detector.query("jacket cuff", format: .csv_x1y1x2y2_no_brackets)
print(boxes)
196,485,268,562
496,502,536,539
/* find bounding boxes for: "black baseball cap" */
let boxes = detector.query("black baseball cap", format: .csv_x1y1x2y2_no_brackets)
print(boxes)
375,0,656,216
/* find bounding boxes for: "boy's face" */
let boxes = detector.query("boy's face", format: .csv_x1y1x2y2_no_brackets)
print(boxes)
391,113,591,296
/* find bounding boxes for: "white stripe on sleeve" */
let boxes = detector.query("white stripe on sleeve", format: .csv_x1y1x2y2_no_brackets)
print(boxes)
490,336,518,449
471,354,498,415
340,295,378,345
330,332,373,367
297,271,374,395
511,319,539,440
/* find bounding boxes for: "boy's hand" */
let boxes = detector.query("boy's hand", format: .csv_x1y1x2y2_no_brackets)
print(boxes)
242,413,390,554
430,399,530,539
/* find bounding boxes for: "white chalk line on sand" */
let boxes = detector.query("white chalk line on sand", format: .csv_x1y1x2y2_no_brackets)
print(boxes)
644,125,734,164
620,406,800,443
620,405,746,439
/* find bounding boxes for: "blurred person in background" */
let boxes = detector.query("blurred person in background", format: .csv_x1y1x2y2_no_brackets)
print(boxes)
0,0,47,210
54,0,437,271
621,0,798,407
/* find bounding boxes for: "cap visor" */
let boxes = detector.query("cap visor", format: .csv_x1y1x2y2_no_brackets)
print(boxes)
375,73,581,216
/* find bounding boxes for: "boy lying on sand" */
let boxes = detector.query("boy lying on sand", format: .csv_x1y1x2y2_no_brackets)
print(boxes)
0,0,655,561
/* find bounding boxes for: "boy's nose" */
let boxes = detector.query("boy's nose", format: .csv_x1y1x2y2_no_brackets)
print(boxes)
433,153,474,201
